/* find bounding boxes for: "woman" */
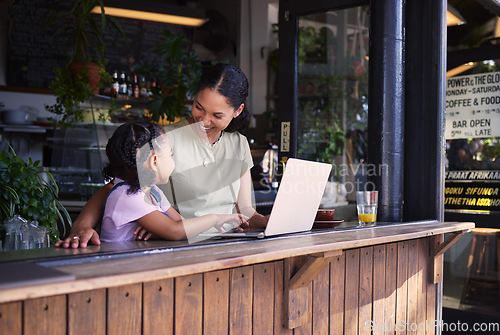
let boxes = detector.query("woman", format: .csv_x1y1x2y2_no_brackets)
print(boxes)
56,63,268,248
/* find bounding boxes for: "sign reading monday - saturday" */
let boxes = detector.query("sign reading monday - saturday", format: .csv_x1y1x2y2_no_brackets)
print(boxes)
445,71,500,139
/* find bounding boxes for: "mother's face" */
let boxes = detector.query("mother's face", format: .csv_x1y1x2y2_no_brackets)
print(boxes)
191,88,243,142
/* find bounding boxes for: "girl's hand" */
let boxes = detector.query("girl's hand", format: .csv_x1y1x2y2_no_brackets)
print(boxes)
215,214,249,233
133,225,155,241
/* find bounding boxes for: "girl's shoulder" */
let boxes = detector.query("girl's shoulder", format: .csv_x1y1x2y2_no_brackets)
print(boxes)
107,182,139,201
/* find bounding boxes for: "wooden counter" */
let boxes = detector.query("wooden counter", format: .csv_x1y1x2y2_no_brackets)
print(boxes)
0,220,473,334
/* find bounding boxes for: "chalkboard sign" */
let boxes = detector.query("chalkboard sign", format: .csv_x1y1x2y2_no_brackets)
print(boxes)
7,0,190,89
445,170,500,213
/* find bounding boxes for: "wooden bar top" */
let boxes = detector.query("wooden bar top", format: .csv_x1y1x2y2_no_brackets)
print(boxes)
0,220,474,303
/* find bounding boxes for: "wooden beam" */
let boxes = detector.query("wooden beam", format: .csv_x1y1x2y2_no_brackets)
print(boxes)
289,250,342,290
283,257,309,329
433,230,469,258
284,250,342,329
431,235,444,284
432,230,469,284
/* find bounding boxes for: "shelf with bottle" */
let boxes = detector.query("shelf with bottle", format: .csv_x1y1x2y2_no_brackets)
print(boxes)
107,70,158,103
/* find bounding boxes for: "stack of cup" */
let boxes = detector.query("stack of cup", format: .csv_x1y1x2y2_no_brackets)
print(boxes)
2,215,26,251
21,221,50,249
1,216,50,250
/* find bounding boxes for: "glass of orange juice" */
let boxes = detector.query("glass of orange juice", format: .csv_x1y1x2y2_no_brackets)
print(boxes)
356,191,378,226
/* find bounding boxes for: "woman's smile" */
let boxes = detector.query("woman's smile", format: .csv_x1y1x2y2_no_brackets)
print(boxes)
199,123,213,132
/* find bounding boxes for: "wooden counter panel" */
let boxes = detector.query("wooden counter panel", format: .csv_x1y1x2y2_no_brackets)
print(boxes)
175,274,203,334
372,245,386,335
2,221,472,306
229,266,253,334
23,295,66,335
385,243,398,330
68,289,106,335
312,263,329,334
330,252,345,334
0,302,22,335
203,270,229,334
253,263,275,335
0,234,453,335
417,238,430,334
359,247,373,335
107,283,142,335
143,279,174,335
396,241,409,335
407,240,419,333
345,249,360,334
273,261,291,335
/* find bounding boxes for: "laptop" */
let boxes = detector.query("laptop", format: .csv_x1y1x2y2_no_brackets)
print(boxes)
200,158,331,239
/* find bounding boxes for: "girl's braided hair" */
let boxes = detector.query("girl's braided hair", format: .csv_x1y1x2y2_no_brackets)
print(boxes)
102,121,163,194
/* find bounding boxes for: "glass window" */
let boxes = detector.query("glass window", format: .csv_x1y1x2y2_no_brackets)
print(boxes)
444,59,500,318
445,60,500,214
297,7,369,208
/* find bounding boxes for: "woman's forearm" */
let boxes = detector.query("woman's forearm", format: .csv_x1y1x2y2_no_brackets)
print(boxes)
55,183,112,248
71,183,112,231
179,214,214,239
236,205,257,218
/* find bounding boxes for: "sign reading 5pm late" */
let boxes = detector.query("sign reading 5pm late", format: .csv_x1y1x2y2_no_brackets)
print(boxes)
446,71,500,139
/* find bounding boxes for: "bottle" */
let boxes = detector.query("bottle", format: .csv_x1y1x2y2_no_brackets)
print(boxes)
112,70,120,96
127,75,133,97
119,71,128,96
133,74,140,98
140,75,148,98
149,78,157,97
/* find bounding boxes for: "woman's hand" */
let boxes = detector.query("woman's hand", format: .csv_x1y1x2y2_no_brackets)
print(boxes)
247,213,270,229
54,182,112,248
54,228,101,249
215,213,249,233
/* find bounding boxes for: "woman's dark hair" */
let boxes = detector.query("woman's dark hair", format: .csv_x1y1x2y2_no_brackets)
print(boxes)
102,121,163,194
197,63,251,134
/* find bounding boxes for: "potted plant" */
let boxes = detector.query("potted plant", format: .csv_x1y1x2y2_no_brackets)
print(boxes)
42,0,124,127
0,141,71,245
136,29,202,122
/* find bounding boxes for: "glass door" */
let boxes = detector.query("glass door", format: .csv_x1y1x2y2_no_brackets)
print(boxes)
278,1,369,209
297,7,369,166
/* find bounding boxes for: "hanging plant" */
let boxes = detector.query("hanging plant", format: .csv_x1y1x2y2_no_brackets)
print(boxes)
136,29,202,122
40,0,125,127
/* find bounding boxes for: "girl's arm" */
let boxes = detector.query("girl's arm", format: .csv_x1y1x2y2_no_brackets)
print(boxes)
135,208,248,241
55,183,113,248
236,170,269,228
134,206,182,240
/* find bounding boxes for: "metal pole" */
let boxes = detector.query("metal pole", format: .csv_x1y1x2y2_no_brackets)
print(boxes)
368,0,406,222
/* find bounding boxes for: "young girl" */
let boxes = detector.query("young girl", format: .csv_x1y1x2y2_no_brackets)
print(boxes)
100,121,248,242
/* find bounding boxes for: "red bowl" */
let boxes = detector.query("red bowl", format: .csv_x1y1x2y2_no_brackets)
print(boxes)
315,209,335,221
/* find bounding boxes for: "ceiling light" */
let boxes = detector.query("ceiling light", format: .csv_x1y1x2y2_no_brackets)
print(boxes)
446,62,477,78
91,1,207,27
447,4,466,26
